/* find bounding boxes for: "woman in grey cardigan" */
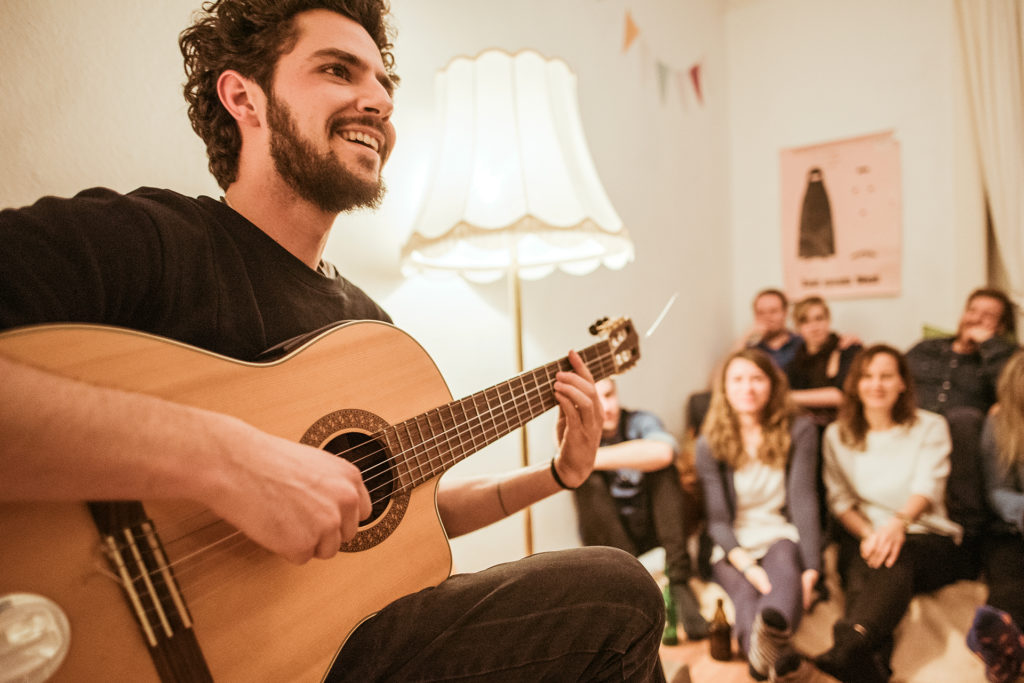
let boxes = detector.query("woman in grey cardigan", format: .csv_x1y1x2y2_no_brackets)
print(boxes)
696,348,821,681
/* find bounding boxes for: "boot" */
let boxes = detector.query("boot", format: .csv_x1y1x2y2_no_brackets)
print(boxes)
670,582,709,641
813,621,889,683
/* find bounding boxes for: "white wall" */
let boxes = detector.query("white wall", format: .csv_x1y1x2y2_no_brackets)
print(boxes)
0,1,732,572
725,0,986,349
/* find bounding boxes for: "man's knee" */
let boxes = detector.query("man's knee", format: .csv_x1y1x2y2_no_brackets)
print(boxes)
544,547,664,622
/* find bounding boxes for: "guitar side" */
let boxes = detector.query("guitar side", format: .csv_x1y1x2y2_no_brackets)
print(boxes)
0,322,456,682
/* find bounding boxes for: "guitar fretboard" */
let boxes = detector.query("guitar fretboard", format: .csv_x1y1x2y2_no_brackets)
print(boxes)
383,339,619,489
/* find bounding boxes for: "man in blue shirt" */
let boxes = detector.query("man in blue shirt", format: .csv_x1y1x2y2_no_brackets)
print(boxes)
574,379,710,640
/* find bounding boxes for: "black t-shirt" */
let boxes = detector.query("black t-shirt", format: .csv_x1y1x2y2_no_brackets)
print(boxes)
0,187,391,360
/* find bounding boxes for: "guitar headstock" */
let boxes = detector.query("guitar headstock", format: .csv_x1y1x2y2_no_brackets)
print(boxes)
590,317,641,377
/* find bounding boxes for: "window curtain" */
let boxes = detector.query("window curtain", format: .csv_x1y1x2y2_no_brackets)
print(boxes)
955,0,1024,326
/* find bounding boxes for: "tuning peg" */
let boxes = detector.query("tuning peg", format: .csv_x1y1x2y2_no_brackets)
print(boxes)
588,317,609,336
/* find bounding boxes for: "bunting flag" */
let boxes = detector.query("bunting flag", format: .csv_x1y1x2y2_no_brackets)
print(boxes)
656,61,671,102
623,11,640,52
620,9,705,109
689,63,703,104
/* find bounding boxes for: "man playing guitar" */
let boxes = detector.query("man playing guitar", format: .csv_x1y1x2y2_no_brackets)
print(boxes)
0,1,665,681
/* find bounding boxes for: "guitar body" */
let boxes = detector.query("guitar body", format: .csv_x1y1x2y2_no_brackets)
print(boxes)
0,322,455,681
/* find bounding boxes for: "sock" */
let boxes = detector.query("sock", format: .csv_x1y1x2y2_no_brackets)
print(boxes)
748,607,791,678
966,605,1024,683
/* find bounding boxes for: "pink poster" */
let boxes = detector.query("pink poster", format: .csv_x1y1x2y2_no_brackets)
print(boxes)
780,131,902,299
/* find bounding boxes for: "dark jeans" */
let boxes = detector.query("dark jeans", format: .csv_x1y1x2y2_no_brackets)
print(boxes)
837,531,959,664
573,466,694,586
712,538,805,655
983,532,1024,629
327,547,667,682
945,407,991,573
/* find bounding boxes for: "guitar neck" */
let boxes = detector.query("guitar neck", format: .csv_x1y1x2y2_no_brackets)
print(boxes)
384,338,617,489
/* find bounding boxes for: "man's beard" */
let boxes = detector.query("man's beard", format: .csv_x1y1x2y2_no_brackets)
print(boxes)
267,93,386,214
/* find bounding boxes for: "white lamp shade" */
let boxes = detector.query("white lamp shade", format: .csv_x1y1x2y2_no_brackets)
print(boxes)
401,49,633,283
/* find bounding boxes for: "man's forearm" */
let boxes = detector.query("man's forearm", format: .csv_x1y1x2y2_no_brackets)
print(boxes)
593,439,674,471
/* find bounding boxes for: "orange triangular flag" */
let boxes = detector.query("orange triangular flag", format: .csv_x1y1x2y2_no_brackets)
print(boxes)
623,11,640,52
689,62,704,104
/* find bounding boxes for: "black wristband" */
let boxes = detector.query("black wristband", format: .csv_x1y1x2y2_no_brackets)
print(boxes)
550,459,577,490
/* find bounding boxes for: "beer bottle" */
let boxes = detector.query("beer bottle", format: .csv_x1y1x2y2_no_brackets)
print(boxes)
709,598,732,661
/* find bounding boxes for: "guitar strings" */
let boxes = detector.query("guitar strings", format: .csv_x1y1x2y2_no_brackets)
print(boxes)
99,344,624,600
338,349,618,502
101,347,619,601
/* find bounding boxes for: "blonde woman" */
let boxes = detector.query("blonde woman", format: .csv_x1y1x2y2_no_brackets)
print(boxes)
696,349,821,681
817,345,959,683
970,350,1024,682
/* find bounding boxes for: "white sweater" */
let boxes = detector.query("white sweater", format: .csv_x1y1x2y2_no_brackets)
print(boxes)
822,409,952,533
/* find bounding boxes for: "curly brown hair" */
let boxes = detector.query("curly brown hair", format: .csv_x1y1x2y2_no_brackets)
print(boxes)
179,0,397,189
836,344,917,450
702,348,795,469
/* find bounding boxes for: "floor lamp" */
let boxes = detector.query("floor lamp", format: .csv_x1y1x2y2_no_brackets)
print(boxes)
400,50,634,555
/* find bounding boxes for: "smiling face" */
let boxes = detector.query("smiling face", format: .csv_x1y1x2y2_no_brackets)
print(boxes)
724,357,773,419
957,294,1006,341
265,10,396,212
856,351,907,415
796,302,831,350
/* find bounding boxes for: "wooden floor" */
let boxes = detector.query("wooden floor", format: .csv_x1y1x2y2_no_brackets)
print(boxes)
659,638,840,682
660,638,756,682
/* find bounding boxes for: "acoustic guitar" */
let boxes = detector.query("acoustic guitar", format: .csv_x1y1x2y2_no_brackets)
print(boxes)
0,317,639,682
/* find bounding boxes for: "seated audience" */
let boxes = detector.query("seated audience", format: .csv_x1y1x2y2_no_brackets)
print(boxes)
787,295,862,426
817,345,961,683
574,378,710,640
735,288,803,372
971,350,1024,682
906,287,1018,416
906,287,1020,562
696,349,820,681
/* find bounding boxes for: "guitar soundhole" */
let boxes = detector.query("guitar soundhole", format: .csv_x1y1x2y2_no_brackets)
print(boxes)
322,431,393,524
301,408,409,551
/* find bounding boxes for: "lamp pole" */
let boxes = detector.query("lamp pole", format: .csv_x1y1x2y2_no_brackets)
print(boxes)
508,255,534,556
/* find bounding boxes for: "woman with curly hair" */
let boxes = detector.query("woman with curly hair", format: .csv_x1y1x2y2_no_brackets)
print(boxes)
696,348,821,681
816,345,959,683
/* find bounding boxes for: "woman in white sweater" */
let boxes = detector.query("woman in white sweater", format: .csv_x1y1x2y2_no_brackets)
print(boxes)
815,344,960,683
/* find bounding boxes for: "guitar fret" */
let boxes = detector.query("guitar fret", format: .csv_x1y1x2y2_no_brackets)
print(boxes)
382,428,410,489
435,404,458,469
424,410,446,476
386,320,638,490
411,414,432,482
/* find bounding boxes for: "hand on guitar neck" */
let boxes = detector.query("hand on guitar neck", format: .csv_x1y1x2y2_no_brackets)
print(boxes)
436,348,602,538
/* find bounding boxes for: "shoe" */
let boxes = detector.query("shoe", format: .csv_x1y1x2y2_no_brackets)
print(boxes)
813,621,889,683
748,608,791,679
771,648,813,682
965,605,1024,683
670,582,709,641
